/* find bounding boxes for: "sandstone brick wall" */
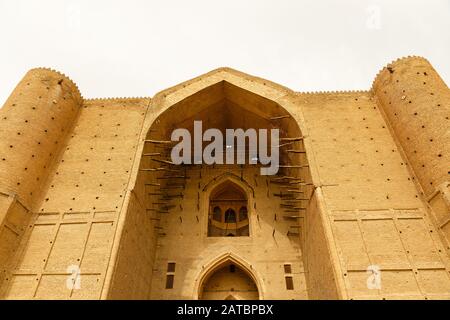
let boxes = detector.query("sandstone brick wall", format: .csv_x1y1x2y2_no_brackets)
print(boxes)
372,57,450,264
0,59,448,300
0,94,148,299
0,68,82,289
373,57,449,196
297,88,450,299
303,188,342,299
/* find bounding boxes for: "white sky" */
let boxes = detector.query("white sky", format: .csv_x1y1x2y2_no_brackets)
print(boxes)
0,0,449,105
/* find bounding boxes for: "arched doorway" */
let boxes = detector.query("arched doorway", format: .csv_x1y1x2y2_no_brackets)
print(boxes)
199,261,259,300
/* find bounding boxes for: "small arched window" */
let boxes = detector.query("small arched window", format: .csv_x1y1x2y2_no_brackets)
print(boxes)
225,209,236,223
239,207,248,221
213,206,222,221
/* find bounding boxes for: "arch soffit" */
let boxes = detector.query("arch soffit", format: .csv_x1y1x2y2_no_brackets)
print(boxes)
203,173,255,198
143,68,301,138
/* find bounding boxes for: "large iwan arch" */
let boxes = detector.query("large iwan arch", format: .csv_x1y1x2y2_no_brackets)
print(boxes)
104,67,331,300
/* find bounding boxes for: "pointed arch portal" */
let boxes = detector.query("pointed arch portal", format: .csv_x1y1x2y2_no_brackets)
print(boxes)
197,254,260,300
106,68,322,300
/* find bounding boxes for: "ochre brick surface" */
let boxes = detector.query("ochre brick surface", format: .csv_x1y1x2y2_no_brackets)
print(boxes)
0,56,448,299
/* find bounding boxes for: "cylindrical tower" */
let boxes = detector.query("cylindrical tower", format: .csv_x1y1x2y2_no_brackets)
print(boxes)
372,56,450,197
0,68,82,210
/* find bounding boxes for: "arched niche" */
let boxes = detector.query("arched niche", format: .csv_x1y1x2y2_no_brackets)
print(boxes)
201,175,255,238
195,253,262,300
208,180,249,237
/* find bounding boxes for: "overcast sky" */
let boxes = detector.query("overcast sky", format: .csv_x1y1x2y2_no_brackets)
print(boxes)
0,0,449,105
